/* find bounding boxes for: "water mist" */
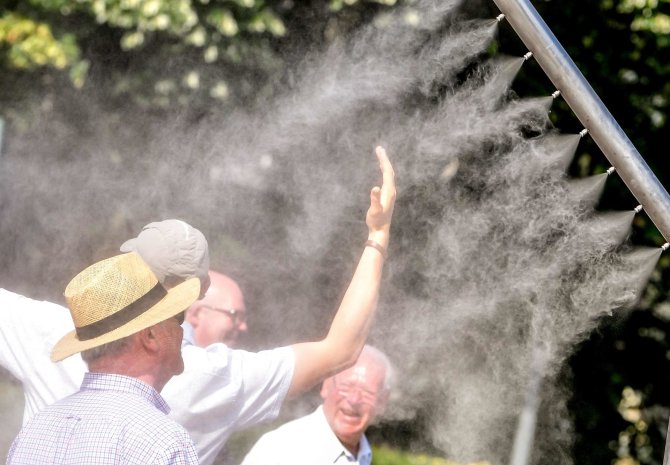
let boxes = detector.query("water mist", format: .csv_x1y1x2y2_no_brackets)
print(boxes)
0,1,661,464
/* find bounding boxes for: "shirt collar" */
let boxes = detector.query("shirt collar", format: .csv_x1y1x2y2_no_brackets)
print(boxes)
358,435,373,465
181,321,195,346
81,372,171,414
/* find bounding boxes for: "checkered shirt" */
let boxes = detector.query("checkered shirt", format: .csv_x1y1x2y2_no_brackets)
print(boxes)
7,372,199,464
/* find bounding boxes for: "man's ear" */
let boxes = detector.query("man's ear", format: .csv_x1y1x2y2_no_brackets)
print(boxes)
320,378,333,400
373,390,390,418
137,325,160,353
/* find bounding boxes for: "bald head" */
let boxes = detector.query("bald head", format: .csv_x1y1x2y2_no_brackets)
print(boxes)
185,271,247,347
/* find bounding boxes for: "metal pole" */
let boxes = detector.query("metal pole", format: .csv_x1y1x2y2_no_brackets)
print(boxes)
0,117,4,157
492,0,670,243
509,348,544,465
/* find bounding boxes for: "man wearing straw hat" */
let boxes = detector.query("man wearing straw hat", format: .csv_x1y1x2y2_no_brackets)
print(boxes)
0,147,396,465
7,252,202,464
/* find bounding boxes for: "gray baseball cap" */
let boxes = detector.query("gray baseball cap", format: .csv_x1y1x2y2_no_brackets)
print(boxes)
120,219,210,295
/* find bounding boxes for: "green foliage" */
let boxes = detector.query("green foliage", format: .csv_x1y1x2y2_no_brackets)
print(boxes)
617,0,670,35
610,386,669,465
0,0,295,106
0,0,403,107
371,445,489,465
602,0,670,130
0,13,81,69
329,0,397,13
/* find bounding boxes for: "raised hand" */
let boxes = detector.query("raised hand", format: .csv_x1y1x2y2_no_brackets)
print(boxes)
366,146,396,248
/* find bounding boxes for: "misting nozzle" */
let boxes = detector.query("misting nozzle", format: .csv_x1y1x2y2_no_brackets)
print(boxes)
606,167,616,175
634,205,643,213
551,90,561,99
496,14,505,22
662,243,669,252
579,128,589,138
523,52,533,61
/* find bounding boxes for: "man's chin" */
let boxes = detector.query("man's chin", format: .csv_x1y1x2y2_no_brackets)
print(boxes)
335,414,365,431
175,360,185,376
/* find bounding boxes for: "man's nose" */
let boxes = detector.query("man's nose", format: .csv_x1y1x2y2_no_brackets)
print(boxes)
346,389,364,405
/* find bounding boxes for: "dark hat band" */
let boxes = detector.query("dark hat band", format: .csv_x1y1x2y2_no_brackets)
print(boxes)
76,283,168,341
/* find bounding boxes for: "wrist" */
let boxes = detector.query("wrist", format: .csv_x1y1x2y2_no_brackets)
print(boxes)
365,239,387,259
367,230,389,249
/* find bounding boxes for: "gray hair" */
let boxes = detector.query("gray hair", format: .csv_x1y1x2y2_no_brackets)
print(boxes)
80,334,133,365
361,344,396,393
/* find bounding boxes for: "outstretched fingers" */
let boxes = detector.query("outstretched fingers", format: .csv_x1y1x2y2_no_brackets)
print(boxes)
366,146,396,235
374,145,396,215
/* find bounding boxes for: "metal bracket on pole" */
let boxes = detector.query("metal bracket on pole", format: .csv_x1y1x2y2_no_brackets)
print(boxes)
493,0,670,243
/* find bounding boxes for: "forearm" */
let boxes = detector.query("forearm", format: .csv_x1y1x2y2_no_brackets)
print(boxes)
288,234,387,398
287,146,395,398
322,233,387,365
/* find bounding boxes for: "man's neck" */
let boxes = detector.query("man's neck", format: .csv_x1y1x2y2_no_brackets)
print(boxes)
87,354,164,391
338,436,361,457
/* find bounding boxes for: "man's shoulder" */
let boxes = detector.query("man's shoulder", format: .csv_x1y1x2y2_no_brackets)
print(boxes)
240,417,307,465
0,288,72,331
0,288,69,313
12,378,196,464
242,408,337,465
258,407,320,441
68,388,190,439
121,406,198,464
177,344,294,377
124,409,193,444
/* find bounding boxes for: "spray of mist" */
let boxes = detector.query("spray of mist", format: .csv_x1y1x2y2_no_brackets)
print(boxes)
0,0,660,464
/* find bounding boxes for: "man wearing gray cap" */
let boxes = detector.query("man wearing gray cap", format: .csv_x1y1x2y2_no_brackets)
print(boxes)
0,146,395,465
120,219,211,294
0,219,211,420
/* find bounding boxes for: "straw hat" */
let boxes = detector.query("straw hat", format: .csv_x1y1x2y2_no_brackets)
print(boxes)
51,252,200,362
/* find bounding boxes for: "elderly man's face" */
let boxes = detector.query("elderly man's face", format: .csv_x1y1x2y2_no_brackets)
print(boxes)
186,272,247,347
154,312,186,381
320,354,387,453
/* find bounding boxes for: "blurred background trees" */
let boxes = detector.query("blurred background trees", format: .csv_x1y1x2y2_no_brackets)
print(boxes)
1,0,670,464
0,0,395,111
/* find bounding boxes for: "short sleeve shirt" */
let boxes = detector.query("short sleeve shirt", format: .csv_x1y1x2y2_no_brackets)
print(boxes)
0,289,295,465
7,372,198,465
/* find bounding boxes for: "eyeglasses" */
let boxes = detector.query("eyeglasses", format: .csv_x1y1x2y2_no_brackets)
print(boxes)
332,377,379,407
201,305,247,325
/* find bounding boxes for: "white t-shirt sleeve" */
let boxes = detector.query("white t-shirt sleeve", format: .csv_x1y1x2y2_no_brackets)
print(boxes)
230,346,296,429
0,289,85,421
240,430,282,465
163,344,295,465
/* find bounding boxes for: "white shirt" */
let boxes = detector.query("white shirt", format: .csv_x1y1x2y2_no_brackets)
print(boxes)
241,406,373,465
0,289,295,465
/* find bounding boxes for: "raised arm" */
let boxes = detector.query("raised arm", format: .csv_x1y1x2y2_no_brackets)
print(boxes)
287,146,396,398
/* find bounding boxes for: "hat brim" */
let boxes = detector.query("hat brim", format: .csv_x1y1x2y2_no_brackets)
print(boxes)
51,277,200,362
119,238,137,253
